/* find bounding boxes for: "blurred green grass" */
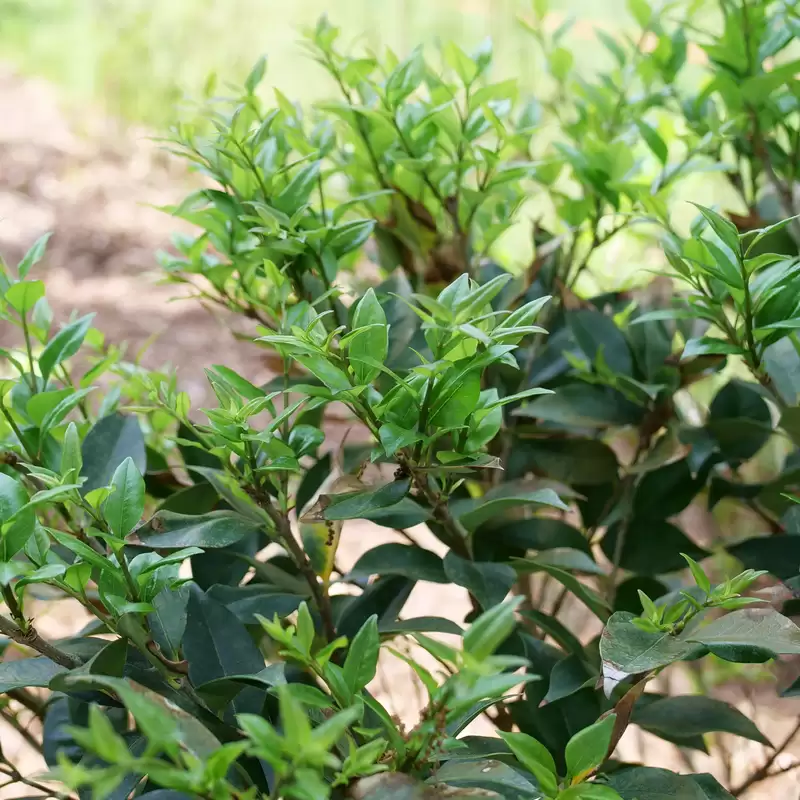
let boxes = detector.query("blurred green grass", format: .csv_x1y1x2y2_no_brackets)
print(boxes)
0,0,626,129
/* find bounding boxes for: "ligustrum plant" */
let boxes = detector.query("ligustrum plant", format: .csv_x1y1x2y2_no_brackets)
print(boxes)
3,1,800,798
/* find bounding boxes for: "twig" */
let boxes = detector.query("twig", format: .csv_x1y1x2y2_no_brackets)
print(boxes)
732,718,800,796
253,489,337,642
0,614,82,669
0,708,41,753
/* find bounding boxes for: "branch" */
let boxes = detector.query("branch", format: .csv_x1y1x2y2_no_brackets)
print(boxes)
0,614,82,669
252,488,337,642
732,718,800,796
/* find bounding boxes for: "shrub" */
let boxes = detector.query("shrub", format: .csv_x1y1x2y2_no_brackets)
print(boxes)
2,1,800,798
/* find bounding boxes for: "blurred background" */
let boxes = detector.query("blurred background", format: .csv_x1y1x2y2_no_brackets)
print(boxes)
1,0,625,127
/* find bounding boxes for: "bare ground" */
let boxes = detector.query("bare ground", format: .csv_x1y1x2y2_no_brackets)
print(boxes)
0,65,799,798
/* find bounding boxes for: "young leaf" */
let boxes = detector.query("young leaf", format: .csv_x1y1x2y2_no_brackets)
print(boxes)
565,714,616,783
499,731,559,797
343,615,380,693
103,457,146,538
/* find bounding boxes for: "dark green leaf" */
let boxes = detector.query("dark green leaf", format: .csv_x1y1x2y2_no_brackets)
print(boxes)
453,488,567,532
148,585,190,661
183,588,265,715
378,617,463,636
432,759,540,799
514,384,644,428
443,553,515,610
0,657,65,691
708,380,772,461
81,414,146,495
601,519,707,576
514,559,610,620
475,518,591,560
568,309,634,376
350,543,447,583
508,438,619,486
321,480,410,521
336,576,415,639
633,459,699,519
632,695,770,746
131,510,264,549
727,535,800,581
522,610,584,655
607,767,732,800
544,654,593,703
208,584,304,623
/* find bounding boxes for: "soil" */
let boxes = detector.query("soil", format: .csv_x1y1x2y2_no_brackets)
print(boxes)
0,64,799,799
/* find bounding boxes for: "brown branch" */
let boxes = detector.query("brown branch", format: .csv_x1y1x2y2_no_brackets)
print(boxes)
732,718,800,796
251,488,337,642
0,614,81,669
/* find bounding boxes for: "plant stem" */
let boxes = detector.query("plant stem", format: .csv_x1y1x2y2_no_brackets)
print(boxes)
254,488,337,642
0,613,81,668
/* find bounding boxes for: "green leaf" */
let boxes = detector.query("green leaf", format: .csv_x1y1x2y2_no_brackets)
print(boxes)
632,695,770,746
350,543,447,583
545,653,594,703
244,55,267,93
320,480,410,521
349,288,388,385
463,597,523,661
513,559,610,620
343,615,380,692
499,731,559,797
104,456,146,538
568,309,633,376
148,584,190,660
379,423,421,456
433,759,541,799
60,421,83,480
183,587,266,715
727,536,800,581
601,519,707,576
0,657,66,691
557,785,624,800
681,338,743,359
5,280,45,314
522,610,584,655
378,617,463,636
708,380,772,461
632,459,698,519
601,608,800,693
509,439,619,486
39,314,94,383
514,384,643,428
131,510,264,550
17,232,52,278
274,161,321,214
430,371,482,428
0,473,35,560
453,488,568,532
690,204,741,257
443,552,515,610
565,714,616,783
80,413,146,495
607,767,734,800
